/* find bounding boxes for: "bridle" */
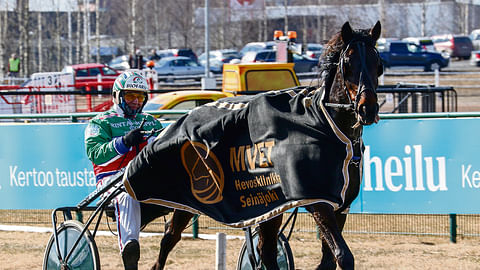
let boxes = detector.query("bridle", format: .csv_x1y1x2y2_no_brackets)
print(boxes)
323,40,381,116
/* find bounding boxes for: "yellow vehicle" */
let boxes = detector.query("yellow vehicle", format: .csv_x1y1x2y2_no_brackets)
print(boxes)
221,62,300,94
144,90,230,120
144,62,300,121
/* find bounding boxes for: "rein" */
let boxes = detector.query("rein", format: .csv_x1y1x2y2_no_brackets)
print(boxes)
323,40,379,113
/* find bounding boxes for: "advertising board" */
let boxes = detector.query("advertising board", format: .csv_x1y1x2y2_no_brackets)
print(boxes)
0,117,479,213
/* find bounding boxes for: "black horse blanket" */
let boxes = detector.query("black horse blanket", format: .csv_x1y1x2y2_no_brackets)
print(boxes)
123,88,354,228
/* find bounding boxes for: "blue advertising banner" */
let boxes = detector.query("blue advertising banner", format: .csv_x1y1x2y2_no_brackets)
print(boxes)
1,118,479,213
350,118,480,214
0,123,96,209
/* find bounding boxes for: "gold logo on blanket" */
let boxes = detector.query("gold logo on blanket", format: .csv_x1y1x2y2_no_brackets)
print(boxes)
181,141,224,204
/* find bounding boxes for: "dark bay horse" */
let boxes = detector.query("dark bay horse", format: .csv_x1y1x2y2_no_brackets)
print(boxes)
150,21,382,270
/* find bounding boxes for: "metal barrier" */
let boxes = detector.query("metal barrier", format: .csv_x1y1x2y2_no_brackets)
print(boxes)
0,83,458,115
0,110,189,123
0,87,467,123
0,88,192,115
1,210,479,242
377,84,457,113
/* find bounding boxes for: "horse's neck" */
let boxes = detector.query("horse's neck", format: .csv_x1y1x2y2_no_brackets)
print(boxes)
324,88,363,147
318,64,364,148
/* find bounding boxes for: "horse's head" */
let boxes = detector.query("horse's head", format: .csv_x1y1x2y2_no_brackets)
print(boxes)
322,21,383,127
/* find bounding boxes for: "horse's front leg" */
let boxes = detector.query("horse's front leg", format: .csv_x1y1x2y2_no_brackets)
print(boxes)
318,212,348,270
310,204,353,270
257,214,283,270
151,210,194,270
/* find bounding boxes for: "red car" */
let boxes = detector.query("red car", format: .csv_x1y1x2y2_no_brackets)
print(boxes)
431,34,473,60
62,63,120,90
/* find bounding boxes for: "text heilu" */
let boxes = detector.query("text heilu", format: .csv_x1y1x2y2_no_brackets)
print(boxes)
363,145,447,192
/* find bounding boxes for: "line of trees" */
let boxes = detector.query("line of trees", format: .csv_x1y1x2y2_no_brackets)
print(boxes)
0,0,346,78
0,0,476,79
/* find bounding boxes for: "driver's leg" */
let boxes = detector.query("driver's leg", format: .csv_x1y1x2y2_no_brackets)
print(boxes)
115,192,141,270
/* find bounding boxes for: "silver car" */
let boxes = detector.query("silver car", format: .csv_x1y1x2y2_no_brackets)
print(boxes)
153,56,206,82
107,55,130,70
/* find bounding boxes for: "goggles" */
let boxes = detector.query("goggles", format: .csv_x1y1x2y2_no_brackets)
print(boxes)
123,91,146,103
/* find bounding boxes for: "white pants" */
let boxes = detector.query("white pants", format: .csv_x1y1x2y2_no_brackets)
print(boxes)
114,192,141,253
97,175,142,253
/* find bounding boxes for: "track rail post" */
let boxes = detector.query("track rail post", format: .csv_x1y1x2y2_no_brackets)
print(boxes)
192,214,199,239
215,232,226,270
449,213,457,243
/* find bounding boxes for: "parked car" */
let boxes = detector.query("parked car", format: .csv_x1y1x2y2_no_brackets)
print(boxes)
156,48,198,62
107,55,130,70
470,50,480,66
152,50,174,59
143,90,230,120
376,38,399,52
239,41,276,57
61,63,120,90
431,34,473,59
402,37,436,52
470,29,480,50
153,56,206,82
303,43,323,59
379,41,449,71
241,49,319,73
198,49,241,74
241,49,276,63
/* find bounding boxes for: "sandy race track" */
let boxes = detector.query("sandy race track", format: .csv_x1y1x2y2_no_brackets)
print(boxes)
1,230,480,270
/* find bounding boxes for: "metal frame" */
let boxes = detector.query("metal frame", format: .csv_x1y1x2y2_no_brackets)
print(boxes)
49,170,124,268
242,208,299,269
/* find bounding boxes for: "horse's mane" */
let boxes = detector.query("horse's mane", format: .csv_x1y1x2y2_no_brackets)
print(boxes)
318,27,375,93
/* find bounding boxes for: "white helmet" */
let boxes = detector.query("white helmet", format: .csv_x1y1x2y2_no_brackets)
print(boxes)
112,71,149,117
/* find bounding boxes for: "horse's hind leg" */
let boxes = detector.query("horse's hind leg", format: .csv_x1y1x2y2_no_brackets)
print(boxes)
310,204,353,270
318,212,348,270
257,214,283,270
151,210,194,270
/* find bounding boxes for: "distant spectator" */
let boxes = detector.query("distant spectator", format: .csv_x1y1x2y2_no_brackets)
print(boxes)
135,49,144,69
149,49,161,61
128,54,135,69
8,53,20,78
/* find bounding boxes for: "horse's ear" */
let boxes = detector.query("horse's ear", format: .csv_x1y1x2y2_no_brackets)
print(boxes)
341,22,353,44
370,21,382,42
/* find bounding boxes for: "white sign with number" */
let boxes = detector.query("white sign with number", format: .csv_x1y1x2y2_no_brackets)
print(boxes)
21,72,76,114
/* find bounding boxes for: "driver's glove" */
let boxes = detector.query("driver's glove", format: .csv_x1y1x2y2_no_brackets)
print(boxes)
123,128,144,148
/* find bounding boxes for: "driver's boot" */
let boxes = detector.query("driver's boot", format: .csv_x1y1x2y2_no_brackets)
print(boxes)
122,239,140,270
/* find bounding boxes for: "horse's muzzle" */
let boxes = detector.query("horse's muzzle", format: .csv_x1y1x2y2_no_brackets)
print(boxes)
357,90,379,125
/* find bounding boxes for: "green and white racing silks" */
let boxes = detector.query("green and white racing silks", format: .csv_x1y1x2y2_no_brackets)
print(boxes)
85,106,162,182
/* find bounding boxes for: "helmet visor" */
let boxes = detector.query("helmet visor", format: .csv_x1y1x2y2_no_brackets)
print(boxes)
124,91,146,103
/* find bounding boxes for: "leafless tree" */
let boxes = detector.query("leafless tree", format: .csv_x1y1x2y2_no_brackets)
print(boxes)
0,7,8,77
1,0,480,79
18,0,29,77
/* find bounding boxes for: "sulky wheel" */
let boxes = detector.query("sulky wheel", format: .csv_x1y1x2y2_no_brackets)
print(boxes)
43,220,100,270
236,229,294,270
